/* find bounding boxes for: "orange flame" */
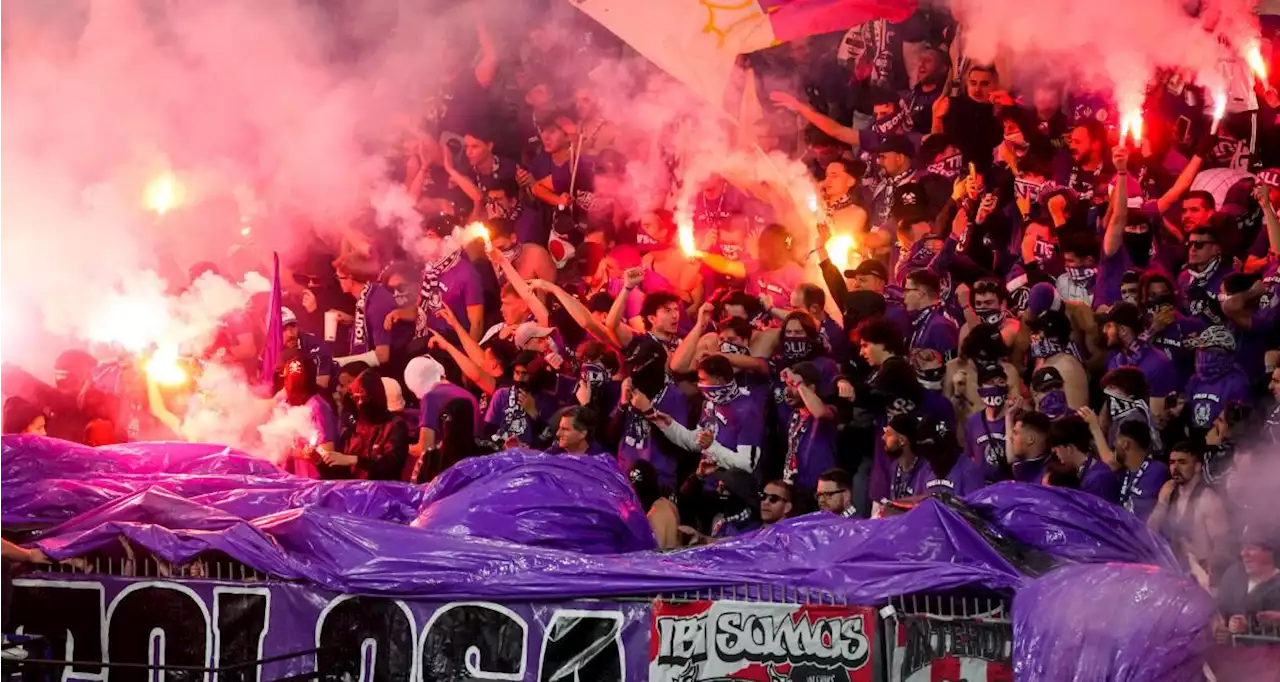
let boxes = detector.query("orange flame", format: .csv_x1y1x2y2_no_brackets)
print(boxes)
677,216,698,258
144,173,182,216
1245,40,1269,82
1119,109,1144,145
827,234,858,272
145,346,188,386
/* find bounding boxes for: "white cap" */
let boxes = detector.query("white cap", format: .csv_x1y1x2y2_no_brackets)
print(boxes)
381,377,405,413
404,356,445,400
514,322,555,349
281,307,297,326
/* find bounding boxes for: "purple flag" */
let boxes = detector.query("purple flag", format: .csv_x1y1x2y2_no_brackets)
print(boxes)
259,252,283,385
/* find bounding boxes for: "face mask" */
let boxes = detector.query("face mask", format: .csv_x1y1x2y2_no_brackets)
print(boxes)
393,290,414,308
1014,178,1046,204
580,362,608,389
1123,231,1153,267
781,338,814,361
918,366,944,390
1066,266,1098,285
926,153,964,179
1195,350,1235,379
1029,333,1066,359
700,381,740,405
719,243,742,260
1121,289,1139,305
974,307,1004,326
1038,390,1069,418
719,339,749,355
636,232,661,246
871,109,906,135
977,385,1006,409
485,199,520,220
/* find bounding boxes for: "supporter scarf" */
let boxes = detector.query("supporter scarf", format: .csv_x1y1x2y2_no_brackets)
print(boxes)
1105,388,1143,420
1195,325,1237,352
1028,332,1066,360
874,169,915,224
1032,237,1057,264
719,340,749,356
699,380,741,405
892,457,920,499
1115,340,1149,367
415,249,462,337
909,304,940,350
1186,257,1222,289
1038,390,1069,418
977,386,1006,409
1065,266,1098,289
781,338,814,362
1119,457,1152,513
486,198,522,222
353,283,372,349
495,387,529,443
580,362,608,390
926,152,964,180
624,381,670,448
783,409,811,486
718,243,743,261
871,109,907,136
1195,350,1236,380
896,238,937,282
1014,177,1049,204
827,191,859,212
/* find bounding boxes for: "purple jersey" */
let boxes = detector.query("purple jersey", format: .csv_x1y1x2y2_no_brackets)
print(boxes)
484,386,556,448
617,384,690,486
1119,457,1171,521
1106,342,1179,398
964,410,1008,483
780,405,838,492
1078,457,1121,503
351,283,402,354
916,453,985,497
1178,259,1234,326
699,390,765,472
909,306,960,361
420,382,481,436
419,253,485,337
1185,369,1252,430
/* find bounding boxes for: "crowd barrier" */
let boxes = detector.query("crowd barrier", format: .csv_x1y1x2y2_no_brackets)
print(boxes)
3,556,1022,682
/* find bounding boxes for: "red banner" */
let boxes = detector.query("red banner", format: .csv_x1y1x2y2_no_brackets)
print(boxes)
650,599,877,681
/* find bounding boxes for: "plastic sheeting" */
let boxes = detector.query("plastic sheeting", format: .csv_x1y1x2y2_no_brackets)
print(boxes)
2,435,1179,605
1013,563,1215,682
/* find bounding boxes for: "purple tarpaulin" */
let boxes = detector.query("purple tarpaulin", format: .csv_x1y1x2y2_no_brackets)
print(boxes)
2,435,1177,605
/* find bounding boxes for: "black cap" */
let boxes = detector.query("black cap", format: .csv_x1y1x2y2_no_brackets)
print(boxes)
879,134,916,158
712,467,759,504
1031,366,1065,392
892,182,931,224
845,259,890,281
1099,301,1142,332
910,414,951,448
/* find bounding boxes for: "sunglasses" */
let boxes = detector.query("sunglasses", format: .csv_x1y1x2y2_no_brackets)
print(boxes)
761,493,790,504
1188,240,1214,249
815,489,846,501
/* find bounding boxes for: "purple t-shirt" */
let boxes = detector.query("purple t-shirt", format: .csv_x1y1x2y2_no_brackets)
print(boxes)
779,405,838,492
484,386,556,447
1079,457,1121,503
964,410,1008,483
419,382,480,436
916,454,985,497
1178,260,1235,326
1185,369,1252,430
744,259,806,306
421,257,486,336
352,283,403,354
909,306,960,361
1106,342,1179,398
698,392,765,473
617,384,690,486
1119,457,1170,521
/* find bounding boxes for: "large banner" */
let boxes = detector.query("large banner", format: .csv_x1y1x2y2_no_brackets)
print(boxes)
9,576,651,681
650,599,878,682
885,613,1013,682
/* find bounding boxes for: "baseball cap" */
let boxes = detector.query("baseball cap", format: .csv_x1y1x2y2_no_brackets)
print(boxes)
891,182,930,225
1030,366,1065,392
1098,301,1142,332
1257,168,1280,189
909,414,951,448
514,322,555,349
879,134,916,158
1026,282,1062,318
281,307,297,327
845,259,889,281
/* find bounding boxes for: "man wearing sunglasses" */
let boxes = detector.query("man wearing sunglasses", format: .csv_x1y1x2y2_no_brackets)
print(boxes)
760,481,794,525
1179,226,1234,327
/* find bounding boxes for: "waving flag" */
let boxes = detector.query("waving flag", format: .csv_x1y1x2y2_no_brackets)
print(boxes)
571,0,917,104
259,252,283,386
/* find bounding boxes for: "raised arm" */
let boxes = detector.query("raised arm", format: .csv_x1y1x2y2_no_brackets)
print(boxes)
1078,407,1120,471
670,303,713,374
472,13,497,88
441,150,483,209
787,370,834,420
490,248,550,326
769,91,862,148
606,268,644,348
531,279,619,348
1153,154,1204,215
1103,146,1130,257
428,333,496,395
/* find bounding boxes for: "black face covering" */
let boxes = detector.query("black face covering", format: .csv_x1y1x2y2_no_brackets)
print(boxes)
1123,231,1153,267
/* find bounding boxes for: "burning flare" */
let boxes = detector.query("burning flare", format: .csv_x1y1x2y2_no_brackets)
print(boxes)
1245,39,1269,83
1119,109,1144,145
463,221,491,250
144,172,182,216
677,216,699,258
145,346,188,386
827,234,857,272
1211,90,1227,135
